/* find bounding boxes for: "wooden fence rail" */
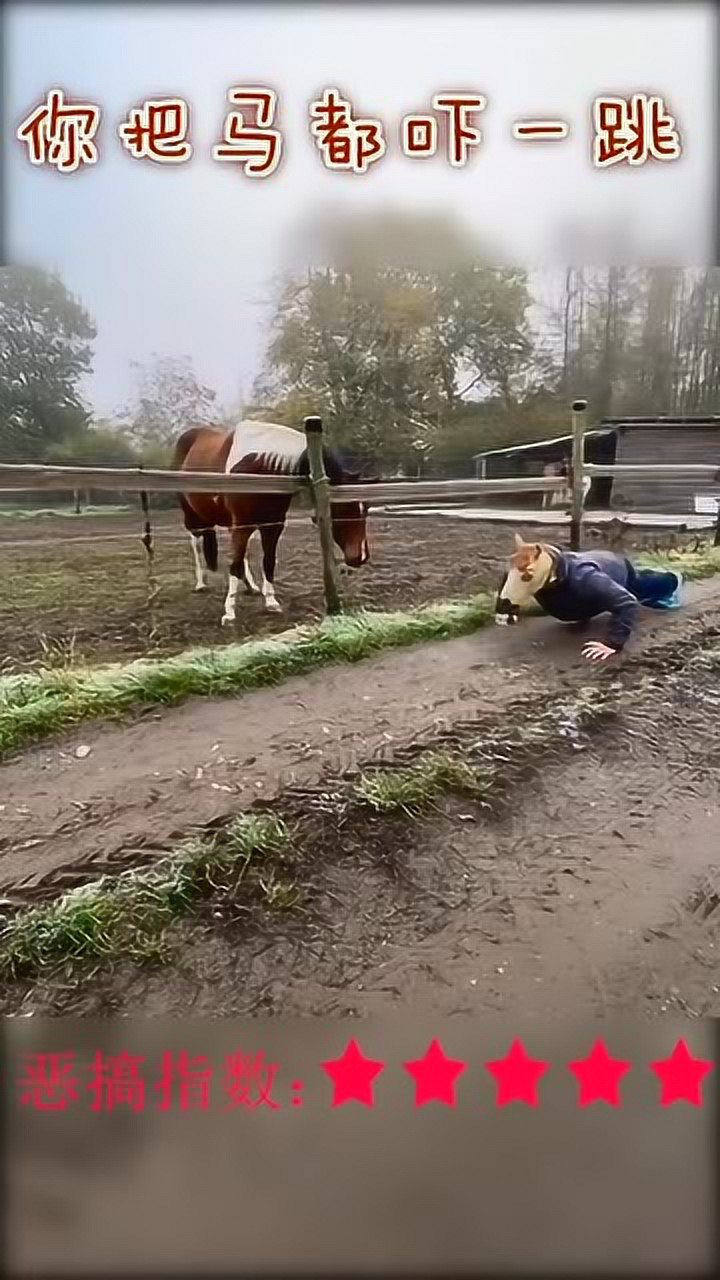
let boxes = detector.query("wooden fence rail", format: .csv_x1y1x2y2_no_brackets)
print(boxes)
0,463,568,504
584,464,720,481
4,464,719,503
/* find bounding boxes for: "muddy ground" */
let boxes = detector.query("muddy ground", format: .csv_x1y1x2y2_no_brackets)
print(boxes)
2,571,720,1018
0,507,699,672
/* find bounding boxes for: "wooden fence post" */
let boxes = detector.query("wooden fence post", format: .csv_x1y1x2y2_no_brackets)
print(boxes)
304,416,343,616
569,398,588,551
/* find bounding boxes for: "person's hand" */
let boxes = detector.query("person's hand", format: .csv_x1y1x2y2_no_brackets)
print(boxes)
582,641,616,662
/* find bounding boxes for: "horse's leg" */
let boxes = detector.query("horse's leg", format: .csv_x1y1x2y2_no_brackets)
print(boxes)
222,524,254,626
179,497,211,593
257,522,283,613
188,532,208,592
240,530,261,596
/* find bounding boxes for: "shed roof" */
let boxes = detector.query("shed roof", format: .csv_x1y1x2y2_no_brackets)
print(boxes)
472,416,720,461
472,428,612,462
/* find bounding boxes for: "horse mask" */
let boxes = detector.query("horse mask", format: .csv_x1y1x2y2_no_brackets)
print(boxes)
494,534,556,626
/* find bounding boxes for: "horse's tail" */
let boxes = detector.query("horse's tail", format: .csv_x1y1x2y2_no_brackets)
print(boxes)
173,426,204,471
201,528,219,573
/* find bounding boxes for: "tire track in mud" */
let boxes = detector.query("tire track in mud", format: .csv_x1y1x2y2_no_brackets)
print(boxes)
3,598,720,1016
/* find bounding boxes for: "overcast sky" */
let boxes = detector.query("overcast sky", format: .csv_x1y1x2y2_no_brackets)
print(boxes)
5,1,715,417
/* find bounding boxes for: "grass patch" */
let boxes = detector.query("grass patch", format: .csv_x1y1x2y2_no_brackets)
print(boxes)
0,596,494,758
354,684,618,817
637,544,720,580
355,751,491,816
0,813,291,982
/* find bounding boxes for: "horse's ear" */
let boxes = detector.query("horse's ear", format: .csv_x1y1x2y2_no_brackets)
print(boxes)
513,532,525,550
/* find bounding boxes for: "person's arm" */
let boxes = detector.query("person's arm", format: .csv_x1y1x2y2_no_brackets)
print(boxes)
574,567,639,652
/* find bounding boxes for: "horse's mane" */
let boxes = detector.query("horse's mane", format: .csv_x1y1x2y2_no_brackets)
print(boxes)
296,446,347,484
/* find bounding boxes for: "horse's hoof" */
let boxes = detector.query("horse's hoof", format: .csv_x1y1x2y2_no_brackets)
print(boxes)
194,584,209,594
264,600,282,614
220,614,235,628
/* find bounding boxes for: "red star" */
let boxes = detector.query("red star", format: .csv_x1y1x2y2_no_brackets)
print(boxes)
403,1038,467,1107
321,1038,385,1107
650,1039,715,1107
485,1038,549,1106
568,1038,632,1106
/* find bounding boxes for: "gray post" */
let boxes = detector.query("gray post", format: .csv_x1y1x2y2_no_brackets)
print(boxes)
304,416,343,616
569,398,588,551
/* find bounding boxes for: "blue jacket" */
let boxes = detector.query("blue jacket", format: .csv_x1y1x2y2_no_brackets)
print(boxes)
534,549,639,649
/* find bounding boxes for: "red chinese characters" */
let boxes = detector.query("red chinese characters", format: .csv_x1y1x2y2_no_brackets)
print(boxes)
88,1051,146,1113
593,94,681,167
213,88,282,177
512,119,569,141
401,93,485,167
309,89,386,174
17,88,101,173
224,1051,282,1110
19,1052,80,1111
118,98,192,163
401,114,438,158
156,1051,213,1111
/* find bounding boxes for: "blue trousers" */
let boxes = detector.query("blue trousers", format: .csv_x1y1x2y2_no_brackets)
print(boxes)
625,563,680,608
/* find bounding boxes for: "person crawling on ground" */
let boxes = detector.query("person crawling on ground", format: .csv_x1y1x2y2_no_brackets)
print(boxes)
494,533,683,662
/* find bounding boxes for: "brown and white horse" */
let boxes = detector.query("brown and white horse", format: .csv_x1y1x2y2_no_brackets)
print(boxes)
174,420,371,625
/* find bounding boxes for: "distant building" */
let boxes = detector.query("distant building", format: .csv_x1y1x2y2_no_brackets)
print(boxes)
473,416,720,514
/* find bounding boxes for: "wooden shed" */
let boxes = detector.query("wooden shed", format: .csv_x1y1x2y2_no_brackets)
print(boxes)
473,416,720,514
603,417,720,515
473,429,617,508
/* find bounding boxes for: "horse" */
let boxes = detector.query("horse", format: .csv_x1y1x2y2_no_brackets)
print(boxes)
174,420,372,625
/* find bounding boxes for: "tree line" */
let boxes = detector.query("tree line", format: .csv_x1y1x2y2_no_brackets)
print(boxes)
2,224,719,501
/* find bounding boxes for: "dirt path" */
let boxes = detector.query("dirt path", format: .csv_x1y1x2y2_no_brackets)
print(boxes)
3,576,720,907
30,594,716,1022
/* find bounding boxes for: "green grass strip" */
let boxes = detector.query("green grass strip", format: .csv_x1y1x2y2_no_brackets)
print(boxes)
0,813,290,981
0,596,494,758
636,544,720,579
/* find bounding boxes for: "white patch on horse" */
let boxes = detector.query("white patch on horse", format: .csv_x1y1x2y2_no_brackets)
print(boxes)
188,533,207,592
242,560,260,594
226,420,306,475
221,574,240,626
258,566,282,613
242,529,261,594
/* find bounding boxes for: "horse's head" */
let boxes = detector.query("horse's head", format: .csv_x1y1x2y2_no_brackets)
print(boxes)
329,486,371,568
304,448,376,569
495,533,555,626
